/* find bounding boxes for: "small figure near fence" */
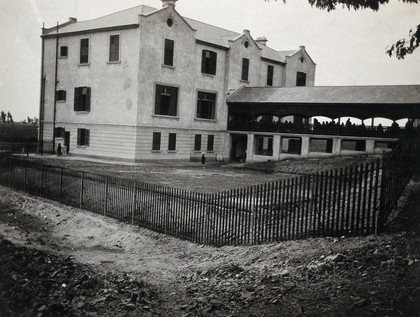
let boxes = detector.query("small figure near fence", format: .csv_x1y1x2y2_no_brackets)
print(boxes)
57,143,62,157
201,152,206,167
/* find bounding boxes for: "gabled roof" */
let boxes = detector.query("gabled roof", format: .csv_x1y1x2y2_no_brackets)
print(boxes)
227,85,420,105
42,3,306,64
43,5,156,35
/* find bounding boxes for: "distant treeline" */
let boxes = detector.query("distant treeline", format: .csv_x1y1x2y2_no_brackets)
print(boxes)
0,122,38,142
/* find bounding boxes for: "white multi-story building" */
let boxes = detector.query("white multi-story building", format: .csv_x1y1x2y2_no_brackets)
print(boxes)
39,0,316,161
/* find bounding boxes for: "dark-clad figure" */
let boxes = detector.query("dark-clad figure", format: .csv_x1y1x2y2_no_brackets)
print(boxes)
57,143,62,156
201,152,206,167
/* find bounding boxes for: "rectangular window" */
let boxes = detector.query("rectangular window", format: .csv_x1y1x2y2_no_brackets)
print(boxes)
77,128,90,146
155,84,178,116
256,136,273,156
80,38,89,64
74,87,91,112
109,34,120,62
201,50,217,75
241,58,249,81
56,90,67,102
59,46,68,58
267,65,274,86
164,39,174,66
194,134,201,151
168,133,176,151
152,132,161,151
54,127,65,138
296,71,307,86
207,135,214,152
196,91,216,120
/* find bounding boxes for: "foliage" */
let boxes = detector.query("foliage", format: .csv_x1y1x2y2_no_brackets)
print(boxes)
0,111,5,123
6,112,13,123
266,0,420,59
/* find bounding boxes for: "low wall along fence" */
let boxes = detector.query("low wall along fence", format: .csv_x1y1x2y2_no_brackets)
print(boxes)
0,138,418,246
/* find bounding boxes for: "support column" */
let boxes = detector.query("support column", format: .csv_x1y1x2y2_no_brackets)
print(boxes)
272,135,281,161
301,136,310,158
366,139,375,154
246,133,254,163
332,138,341,155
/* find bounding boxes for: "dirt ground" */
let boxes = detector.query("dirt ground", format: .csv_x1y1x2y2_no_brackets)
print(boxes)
0,170,419,316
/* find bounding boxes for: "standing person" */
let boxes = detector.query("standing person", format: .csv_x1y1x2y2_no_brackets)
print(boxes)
57,143,62,156
201,152,206,167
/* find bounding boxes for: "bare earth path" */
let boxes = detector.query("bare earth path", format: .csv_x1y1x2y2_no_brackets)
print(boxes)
0,175,419,316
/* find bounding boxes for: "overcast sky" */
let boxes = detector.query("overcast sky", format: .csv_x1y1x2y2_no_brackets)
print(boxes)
1,0,419,121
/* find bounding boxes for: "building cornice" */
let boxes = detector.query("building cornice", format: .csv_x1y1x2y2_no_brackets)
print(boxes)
261,57,286,66
196,39,229,51
41,24,139,38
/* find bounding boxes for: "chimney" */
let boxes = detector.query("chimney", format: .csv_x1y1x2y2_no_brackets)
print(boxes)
69,17,77,23
256,36,268,46
299,45,305,50
162,0,178,7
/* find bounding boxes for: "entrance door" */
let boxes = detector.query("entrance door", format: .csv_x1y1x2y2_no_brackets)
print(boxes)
64,132,70,154
230,134,248,162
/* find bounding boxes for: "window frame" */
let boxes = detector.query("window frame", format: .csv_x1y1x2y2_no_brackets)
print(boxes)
201,50,217,75
77,128,90,147
194,134,202,151
152,132,161,151
163,38,175,67
207,135,214,152
74,87,91,112
59,46,68,59
168,133,177,151
196,91,217,120
154,84,179,117
241,58,250,82
56,90,67,102
266,65,274,86
79,37,90,65
296,71,307,86
108,34,120,63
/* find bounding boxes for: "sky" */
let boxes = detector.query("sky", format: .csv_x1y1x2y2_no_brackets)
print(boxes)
0,0,419,121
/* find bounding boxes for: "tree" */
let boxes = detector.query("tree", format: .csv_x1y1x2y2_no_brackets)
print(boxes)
0,111,6,123
267,0,419,59
6,112,13,123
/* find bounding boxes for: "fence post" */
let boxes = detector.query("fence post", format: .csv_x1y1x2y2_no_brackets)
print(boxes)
132,181,137,225
40,165,44,196
79,172,84,209
23,166,27,192
104,177,109,216
59,167,63,202
26,139,29,157
8,160,12,188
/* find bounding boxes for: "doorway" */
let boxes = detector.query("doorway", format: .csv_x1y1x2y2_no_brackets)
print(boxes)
230,134,248,162
64,132,70,154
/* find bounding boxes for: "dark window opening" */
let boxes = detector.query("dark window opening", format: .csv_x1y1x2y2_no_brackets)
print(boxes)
267,65,274,86
296,71,306,86
155,85,178,116
164,39,174,66
60,46,68,58
207,135,214,151
201,50,217,75
54,127,65,138
80,38,89,64
152,132,161,151
74,87,91,112
342,140,366,152
56,90,67,102
310,138,333,153
77,128,90,146
196,91,216,119
255,136,273,156
168,133,176,151
282,137,302,155
109,34,120,62
167,18,173,27
194,134,201,151
241,58,249,81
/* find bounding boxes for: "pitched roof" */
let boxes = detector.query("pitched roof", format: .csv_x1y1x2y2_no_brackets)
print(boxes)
42,4,303,64
227,85,420,105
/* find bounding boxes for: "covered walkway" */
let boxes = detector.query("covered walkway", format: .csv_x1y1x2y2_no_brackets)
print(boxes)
226,85,420,162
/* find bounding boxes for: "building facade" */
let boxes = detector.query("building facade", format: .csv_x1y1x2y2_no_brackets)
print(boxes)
39,0,316,161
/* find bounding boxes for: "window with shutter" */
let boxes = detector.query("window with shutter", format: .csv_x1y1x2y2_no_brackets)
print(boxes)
56,90,67,102
154,85,178,116
196,91,216,120
152,132,161,151
267,65,274,86
207,135,214,151
296,72,307,86
168,133,176,151
74,87,91,112
59,46,68,58
201,50,217,75
109,34,120,62
194,134,201,151
77,128,90,146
